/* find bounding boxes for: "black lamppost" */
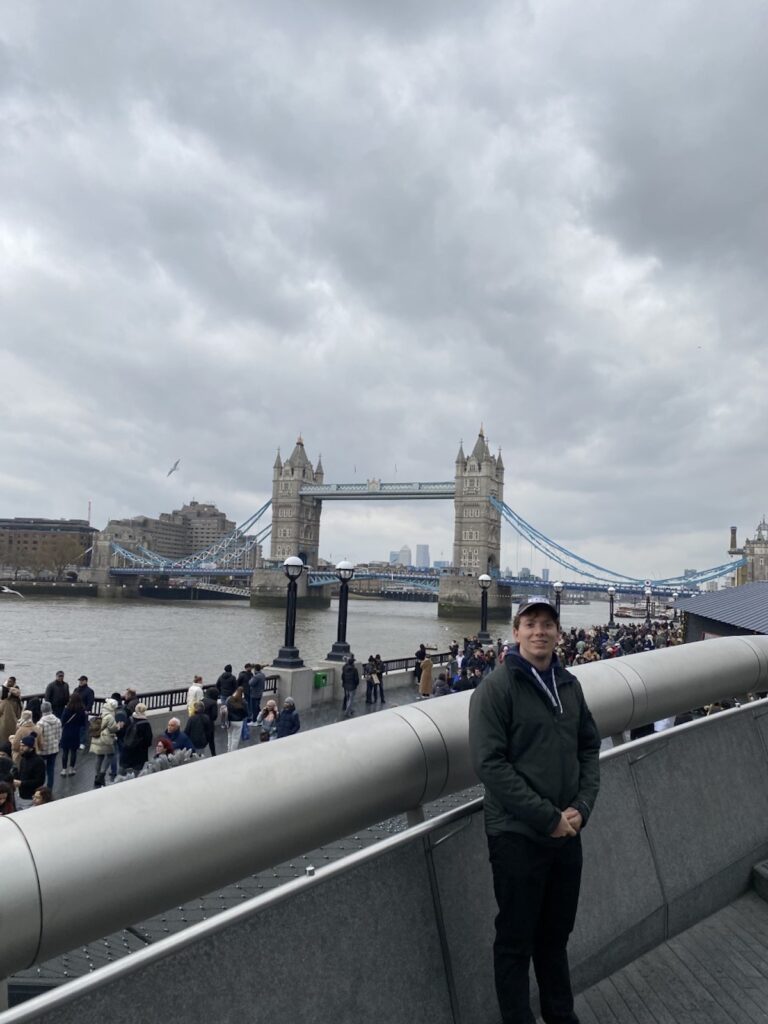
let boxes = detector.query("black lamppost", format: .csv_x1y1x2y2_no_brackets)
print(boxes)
326,560,355,661
553,580,564,619
607,585,616,627
672,590,680,622
644,583,652,627
273,556,305,668
478,574,492,644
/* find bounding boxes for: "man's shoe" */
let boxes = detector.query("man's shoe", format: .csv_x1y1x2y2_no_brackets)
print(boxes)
69,768,76,776
79,744,86,751
60,769,68,776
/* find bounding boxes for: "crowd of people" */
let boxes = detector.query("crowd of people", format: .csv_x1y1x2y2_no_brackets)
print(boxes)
0,661,302,813
403,621,686,702
405,622,758,736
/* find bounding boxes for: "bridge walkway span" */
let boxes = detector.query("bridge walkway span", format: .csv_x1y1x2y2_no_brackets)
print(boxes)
576,890,768,1024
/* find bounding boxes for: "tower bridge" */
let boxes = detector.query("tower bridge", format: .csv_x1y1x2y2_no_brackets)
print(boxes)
86,429,745,613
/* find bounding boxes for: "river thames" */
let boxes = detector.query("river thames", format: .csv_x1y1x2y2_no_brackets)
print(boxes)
0,596,613,692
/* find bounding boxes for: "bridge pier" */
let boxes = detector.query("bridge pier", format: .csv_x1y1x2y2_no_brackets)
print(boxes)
437,575,512,624
249,568,330,609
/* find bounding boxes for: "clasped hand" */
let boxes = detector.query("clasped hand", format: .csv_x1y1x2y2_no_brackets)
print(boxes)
550,807,582,838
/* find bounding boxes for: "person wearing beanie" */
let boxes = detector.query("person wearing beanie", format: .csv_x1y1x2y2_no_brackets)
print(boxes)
14,734,46,808
37,700,63,789
11,709,41,766
121,703,153,774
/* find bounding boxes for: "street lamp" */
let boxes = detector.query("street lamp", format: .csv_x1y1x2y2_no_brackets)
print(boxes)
326,560,356,661
644,583,652,627
607,585,616,627
477,574,492,644
553,580,564,619
273,556,306,668
672,590,680,622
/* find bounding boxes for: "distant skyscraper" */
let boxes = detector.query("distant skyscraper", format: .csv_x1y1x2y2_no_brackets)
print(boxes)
415,544,430,568
397,545,412,567
519,567,531,579
389,551,400,565
542,568,550,582
433,560,451,569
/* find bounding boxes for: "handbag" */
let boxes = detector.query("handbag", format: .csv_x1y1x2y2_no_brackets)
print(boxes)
241,720,250,742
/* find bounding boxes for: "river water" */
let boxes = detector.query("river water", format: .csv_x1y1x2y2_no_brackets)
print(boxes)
0,596,612,693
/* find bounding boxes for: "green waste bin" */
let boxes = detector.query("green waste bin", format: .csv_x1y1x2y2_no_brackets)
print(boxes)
314,671,328,690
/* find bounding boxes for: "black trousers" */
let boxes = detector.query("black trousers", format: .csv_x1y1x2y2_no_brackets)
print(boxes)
487,832,582,1024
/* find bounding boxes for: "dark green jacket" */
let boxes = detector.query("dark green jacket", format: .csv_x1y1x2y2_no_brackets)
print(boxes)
468,653,600,844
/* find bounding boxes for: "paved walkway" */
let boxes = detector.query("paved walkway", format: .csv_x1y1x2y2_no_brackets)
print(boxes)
575,892,768,1024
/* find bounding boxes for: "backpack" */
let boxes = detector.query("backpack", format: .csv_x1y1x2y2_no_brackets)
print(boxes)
88,715,103,739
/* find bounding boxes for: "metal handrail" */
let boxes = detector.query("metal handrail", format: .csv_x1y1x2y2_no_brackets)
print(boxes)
3,635,768,981
22,678,280,717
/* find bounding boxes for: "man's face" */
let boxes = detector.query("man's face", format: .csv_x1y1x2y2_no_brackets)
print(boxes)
167,722,178,734
56,673,64,681
514,610,559,667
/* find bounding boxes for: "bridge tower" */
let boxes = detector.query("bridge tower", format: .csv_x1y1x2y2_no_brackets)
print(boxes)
269,437,323,566
452,428,504,573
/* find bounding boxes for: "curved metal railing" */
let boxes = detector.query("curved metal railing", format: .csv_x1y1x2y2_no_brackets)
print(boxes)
2,634,767,981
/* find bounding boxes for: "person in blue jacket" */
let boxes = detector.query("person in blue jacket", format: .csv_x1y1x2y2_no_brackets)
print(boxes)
163,717,195,752
275,697,300,738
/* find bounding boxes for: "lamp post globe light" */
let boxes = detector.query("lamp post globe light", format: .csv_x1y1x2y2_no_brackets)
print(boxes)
553,580,564,620
477,574,492,644
672,590,680,622
644,583,653,627
326,560,356,661
607,585,616,628
273,556,306,668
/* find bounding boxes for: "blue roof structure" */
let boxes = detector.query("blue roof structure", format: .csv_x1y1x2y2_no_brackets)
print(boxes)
678,582,768,634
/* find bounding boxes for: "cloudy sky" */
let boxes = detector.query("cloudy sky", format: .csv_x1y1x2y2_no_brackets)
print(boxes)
2,1,766,582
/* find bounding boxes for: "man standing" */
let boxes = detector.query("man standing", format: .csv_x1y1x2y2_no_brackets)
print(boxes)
217,664,238,701
37,700,62,789
237,662,253,695
341,655,360,718
75,675,95,749
469,597,600,1024
249,664,266,721
45,670,70,719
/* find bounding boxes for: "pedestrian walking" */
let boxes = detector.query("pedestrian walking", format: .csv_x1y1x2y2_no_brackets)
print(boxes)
120,703,153,774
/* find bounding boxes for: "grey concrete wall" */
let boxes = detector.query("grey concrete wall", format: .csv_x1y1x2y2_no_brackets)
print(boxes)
8,701,768,1024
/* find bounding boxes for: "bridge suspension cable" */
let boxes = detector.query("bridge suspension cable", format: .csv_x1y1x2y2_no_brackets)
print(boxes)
491,498,744,588
109,501,272,571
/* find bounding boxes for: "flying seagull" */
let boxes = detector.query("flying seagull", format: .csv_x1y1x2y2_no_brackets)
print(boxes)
0,585,24,598
167,459,181,477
